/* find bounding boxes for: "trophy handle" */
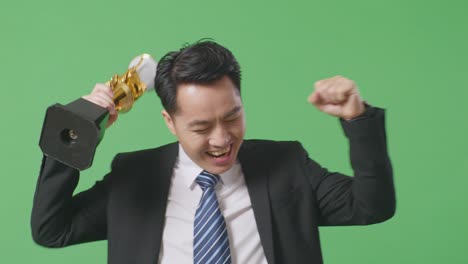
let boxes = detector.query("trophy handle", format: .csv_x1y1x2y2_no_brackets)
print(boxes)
108,55,149,112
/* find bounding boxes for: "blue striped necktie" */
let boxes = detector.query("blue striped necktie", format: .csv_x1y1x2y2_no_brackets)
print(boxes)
193,170,231,264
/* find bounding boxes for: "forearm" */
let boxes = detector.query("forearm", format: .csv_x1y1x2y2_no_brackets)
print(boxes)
309,107,396,226
341,107,396,223
31,156,108,247
31,156,80,246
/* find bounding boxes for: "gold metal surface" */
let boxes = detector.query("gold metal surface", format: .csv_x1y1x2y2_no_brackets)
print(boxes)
108,55,148,112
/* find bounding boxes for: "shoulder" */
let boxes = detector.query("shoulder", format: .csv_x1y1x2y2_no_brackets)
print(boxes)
111,142,178,169
241,139,306,161
243,139,304,151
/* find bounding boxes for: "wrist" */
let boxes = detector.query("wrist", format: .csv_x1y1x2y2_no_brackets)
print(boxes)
343,102,374,122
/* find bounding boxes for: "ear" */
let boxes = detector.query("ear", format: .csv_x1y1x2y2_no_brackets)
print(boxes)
162,110,176,135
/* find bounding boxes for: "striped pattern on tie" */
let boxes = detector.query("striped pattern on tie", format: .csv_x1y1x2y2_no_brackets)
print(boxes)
194,171,231,264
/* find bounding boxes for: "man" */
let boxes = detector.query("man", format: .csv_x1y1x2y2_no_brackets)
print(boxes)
31,41,396,264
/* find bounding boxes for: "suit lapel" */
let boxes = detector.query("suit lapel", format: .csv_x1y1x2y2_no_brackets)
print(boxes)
128,141,276,263
141,143,178,262
239,141,275,264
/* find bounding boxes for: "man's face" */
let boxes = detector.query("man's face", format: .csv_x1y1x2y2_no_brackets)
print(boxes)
162,76,246,175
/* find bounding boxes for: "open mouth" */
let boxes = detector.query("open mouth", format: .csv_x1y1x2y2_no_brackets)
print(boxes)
206,145,232,158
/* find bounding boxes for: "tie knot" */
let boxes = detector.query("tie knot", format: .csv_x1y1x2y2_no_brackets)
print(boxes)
196,171,220,190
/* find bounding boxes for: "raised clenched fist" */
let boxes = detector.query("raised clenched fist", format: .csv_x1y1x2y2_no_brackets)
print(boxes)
308,75,365,120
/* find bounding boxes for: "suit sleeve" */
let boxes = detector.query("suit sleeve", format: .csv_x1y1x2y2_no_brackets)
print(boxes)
303,107,396,226
30,155,115,247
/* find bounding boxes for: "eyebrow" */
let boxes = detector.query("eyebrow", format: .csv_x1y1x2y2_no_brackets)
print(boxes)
223,106,242,119
188,120,211,128
188,106,242,128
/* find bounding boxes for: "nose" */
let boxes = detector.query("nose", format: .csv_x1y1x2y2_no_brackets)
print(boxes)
209,125,231,148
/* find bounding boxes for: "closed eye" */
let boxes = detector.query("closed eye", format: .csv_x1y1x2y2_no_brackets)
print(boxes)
192,128,210,134
225,116,239,122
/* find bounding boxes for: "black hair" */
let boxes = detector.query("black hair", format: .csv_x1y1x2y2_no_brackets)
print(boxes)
154,40,241,114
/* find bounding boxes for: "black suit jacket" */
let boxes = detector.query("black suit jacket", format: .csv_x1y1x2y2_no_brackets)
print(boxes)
31,108,395,264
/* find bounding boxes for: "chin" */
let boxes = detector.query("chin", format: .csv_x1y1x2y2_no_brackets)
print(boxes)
202,160,234,175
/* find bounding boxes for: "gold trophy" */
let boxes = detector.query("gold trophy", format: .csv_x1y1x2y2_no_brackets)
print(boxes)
39,54,158,170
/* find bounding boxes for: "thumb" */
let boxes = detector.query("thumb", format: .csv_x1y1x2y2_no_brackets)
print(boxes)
308,91,322,105
106,112,118,128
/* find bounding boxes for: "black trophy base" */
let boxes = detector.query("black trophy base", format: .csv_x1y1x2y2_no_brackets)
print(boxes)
39,98,109,170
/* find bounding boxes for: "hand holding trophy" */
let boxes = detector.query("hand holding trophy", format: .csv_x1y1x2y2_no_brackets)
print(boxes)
39,54,158,171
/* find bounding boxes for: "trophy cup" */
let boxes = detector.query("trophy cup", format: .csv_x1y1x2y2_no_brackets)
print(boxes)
39,54,158,171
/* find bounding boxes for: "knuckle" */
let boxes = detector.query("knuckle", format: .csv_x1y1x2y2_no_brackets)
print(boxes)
314,81,323,89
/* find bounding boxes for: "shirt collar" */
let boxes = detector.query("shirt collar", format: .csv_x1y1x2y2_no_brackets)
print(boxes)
177,144,240,190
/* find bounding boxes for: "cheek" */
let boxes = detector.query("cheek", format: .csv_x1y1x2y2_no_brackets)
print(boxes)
231,120,246,138
182,133,209,152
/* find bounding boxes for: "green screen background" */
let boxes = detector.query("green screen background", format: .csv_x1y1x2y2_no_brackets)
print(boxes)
1,0,467,263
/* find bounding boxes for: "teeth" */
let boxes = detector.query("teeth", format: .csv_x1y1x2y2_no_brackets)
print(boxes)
208,147,230,157
211,152,225,156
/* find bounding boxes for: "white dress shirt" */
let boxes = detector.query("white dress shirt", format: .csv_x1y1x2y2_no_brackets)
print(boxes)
158,144,268,264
